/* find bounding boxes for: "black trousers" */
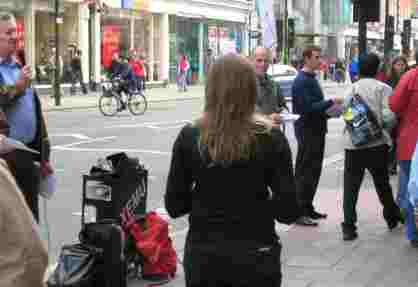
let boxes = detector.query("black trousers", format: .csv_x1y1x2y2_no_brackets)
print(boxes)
343,145,400,227
183,237,282,287
295,130,326,215
5,150,40,221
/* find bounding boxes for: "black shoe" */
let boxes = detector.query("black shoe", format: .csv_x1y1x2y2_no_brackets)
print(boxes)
410,240,418,248
386,210,403,230
389,166,397,176
341,223,358,241
387,217,401,230
309,210,328,220
295,216,319,227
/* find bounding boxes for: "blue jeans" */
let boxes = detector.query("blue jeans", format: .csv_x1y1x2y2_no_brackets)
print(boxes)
398,160,418,241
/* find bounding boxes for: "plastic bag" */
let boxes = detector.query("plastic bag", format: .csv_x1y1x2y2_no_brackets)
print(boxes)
408,141,418,206
47,243,103,287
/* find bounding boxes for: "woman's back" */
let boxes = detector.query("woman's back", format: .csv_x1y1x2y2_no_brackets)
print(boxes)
165,124,299,246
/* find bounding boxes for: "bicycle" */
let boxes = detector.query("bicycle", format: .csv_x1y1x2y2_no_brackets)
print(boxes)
99,77,148,116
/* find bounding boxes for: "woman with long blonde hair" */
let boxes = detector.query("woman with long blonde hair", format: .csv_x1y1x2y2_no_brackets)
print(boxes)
165,54,300,287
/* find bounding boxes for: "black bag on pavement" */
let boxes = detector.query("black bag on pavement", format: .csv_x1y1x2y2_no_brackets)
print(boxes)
79,220,127,287
47,243,103,287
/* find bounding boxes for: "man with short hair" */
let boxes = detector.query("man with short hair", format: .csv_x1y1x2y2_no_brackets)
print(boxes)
0,11,51,221
253,47,287,123
292,46,343,226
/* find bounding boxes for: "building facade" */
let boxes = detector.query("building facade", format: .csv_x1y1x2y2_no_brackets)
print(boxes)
0,0,250,87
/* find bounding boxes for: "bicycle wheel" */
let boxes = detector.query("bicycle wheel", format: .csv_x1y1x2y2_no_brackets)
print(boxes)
99,93,119,116
128,92,148,116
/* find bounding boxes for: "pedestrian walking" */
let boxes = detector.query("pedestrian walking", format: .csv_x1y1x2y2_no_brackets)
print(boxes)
177,54,189,92
292,46,344,226
376,56,407,175
341,53,402,241
70,49,88,95
253,46,287,125
165,54,300,287
129,51,146,92
389,50,418,247
110,52,122,78
0,12,52,221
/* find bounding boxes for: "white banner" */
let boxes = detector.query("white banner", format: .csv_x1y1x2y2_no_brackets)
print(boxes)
257,0,277,50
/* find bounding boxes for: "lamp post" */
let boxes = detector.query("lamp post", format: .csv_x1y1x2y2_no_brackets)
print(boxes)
54,0,62,106
247,0,252,56
283,0,288,64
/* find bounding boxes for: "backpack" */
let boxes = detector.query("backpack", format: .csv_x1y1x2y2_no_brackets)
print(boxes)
121,210,177,281
343,88,383,147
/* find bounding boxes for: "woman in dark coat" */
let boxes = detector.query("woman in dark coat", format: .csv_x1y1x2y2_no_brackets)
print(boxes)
165,54,300,287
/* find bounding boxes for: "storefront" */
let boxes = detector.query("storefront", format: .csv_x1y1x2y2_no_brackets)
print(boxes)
168,15,245,84
206,22,244,57
34,1,80,83
101,6,162,81
168,16,200,84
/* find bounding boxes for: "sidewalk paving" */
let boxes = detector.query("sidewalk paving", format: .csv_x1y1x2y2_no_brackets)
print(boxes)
129,173,418,287
40,81,349,112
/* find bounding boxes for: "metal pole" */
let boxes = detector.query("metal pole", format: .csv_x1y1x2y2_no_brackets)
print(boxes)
54,0,61,106
248,0,252,56
396,0,400,33
384,0,390,58
358,3,367,56
283,0,288,64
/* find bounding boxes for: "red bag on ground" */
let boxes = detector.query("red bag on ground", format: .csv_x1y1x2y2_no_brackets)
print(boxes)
122,210,177,279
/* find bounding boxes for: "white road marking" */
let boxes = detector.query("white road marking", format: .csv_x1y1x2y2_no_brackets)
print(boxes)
152,124,188,131
52,136,116,149
53,146,171,156
104,119,192,129
49,133,92,140
323,152,344,167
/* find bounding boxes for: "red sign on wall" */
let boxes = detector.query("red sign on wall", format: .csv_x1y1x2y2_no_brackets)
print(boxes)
16,20,24,49
101,25,121,69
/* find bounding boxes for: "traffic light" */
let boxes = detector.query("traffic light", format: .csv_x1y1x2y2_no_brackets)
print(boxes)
402,19,412,51
288,18,295,48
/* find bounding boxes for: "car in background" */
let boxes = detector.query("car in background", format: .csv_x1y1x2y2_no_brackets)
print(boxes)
267,64,298,100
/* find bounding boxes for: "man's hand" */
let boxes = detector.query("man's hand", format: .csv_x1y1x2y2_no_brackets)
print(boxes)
269,112,281,125
14,65,32,95
20,65,32,86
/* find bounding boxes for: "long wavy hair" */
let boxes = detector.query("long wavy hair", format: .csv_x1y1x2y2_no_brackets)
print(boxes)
198,54,266,164
386,56,407,87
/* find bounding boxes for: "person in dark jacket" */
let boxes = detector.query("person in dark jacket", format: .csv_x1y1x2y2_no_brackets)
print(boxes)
110,52,123,78
292,46,344,226
70,49,88,95
165,54,300,287
253,47,287,124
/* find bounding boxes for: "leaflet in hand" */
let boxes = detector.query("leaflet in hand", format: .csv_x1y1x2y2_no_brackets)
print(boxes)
279,113,300,122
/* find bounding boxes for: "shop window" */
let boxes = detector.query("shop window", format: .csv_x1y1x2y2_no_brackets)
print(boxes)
101,16,131,76
34,5,78,84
